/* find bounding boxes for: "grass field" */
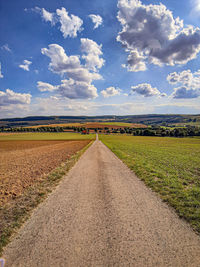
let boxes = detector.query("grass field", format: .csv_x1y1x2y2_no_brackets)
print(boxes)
99,134,200,233
0,132,95,141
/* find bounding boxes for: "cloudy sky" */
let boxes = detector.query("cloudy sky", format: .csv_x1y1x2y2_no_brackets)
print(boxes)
0,0,200,118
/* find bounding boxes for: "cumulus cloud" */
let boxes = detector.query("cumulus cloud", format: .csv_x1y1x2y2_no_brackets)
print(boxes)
1,44,11,52
31,7,83,38
172,87,199,99
167,69,200,98
37,81,58,92
57,79,98,99
0,63,3,78
117,0,200,71
81,38,104,71
131,83,165,97
42,8,55,24
19,60,32,71
88,14,103,29
0,89,31,106
41,44,80,74
41,43,102,82
101,87,121,98
31,7,55,25
37,79,98,99
56,7,83,38
41,41,104,99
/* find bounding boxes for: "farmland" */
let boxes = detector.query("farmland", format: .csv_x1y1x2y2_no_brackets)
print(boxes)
0,132,95,141
99,134,200,233
0,132,94,253
1,114,200,128
0,140,91,205
26,122,146,130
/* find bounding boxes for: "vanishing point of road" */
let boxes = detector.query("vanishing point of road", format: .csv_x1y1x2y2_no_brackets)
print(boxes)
3,136,200,266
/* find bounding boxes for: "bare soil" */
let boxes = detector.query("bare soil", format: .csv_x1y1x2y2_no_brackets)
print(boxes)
0,140,90,206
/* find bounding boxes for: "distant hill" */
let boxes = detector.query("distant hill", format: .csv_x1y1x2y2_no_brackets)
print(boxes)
0,114,200,128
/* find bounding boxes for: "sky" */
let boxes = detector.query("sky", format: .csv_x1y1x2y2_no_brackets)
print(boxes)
0,0,200,118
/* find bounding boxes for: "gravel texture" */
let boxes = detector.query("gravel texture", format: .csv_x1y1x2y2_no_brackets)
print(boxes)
2,138,200,266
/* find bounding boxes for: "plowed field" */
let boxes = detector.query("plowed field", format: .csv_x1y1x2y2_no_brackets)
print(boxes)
0,140,90,205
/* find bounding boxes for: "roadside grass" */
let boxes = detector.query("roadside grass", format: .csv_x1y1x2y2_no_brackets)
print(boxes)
0,141,93,256
0,132,95,141
99,135,200,233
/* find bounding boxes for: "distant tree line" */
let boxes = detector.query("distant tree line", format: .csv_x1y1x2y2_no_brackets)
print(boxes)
101,126,200,137
0,125,200,137
0,126,89,133
114,126,200,137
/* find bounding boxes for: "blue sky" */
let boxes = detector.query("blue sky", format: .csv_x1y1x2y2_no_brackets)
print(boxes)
0,0,200,118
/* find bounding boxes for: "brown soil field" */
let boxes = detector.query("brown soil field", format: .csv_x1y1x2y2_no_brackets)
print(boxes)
0,140,90,206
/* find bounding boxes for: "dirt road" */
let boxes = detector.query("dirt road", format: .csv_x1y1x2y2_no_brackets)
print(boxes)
3,139,200,266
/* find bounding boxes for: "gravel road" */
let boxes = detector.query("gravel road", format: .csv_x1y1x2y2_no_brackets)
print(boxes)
3,138,200,266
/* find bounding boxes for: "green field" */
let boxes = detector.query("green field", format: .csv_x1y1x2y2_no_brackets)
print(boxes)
99,134,200,233
0,132,95,141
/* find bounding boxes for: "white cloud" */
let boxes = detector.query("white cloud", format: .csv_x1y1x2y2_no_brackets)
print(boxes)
167,69,200,98
41,41,104,99
41,44,102,83
0,63,3,78
57,79,98,99
31,7,55,25
131,83,165,97
88,14,103,29
56,7,83,38
1,44,11,52
81,38,105,71
0,89,31,106
41,44,80,74
41,8,55,25
101,87,121,98
37,79,98,99
117,0,200,72
31,7,83,38
19,60,32,71
172,87,199,99
37,81,58,92
122,51,146,72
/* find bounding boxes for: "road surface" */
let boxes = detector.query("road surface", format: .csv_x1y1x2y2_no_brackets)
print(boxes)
3,138,200,266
